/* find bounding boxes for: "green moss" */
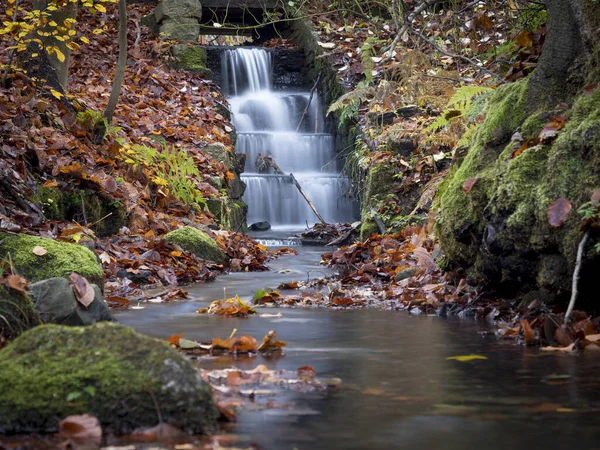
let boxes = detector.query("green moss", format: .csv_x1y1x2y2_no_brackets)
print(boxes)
30,186,126,237
388,215,427,233
0,286,41,341
361,163,397,215
437,77,600,296
0,323,217,434
360,220,380,241
0,233,104,288
172,44,211,76
165,226,227,263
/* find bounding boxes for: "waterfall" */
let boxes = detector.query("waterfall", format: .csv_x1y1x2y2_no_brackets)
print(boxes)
222,48,357,230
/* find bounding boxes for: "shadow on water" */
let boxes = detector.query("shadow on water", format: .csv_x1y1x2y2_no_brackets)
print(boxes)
114,247,600,450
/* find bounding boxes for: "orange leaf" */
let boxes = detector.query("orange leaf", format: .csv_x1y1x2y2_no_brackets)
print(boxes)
59,415,102,444
168,334,184,346
5,274,28,294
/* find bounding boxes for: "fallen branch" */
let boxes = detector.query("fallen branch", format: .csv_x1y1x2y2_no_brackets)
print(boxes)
564,229,589,324
256,154,326,224
296,72,321,133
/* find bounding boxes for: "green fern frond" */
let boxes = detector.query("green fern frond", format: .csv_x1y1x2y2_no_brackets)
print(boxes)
447,85,493,110
327,82,374,116
457,123,480,147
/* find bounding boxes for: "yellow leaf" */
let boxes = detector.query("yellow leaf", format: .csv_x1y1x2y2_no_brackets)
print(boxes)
80,36,90,44
49,20,57,26
124,158,135,164
50,89,63,99
92,28,103,35
66,42,79,50
54,48,65,62
446,354,488,362
94,3,107,12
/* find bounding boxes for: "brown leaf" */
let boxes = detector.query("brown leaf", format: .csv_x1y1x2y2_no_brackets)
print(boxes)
59,414,102,444
546,197,572,227
5,274,28,294
462,177,479,194
167,334,184,346
511,137,540,159
32,246,48,256
539,115,568,142
69,272,95,307
591,188,600,207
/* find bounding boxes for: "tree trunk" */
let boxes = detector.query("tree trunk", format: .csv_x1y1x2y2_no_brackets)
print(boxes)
527,0,600,111
103,0,128,123
30,0,78,90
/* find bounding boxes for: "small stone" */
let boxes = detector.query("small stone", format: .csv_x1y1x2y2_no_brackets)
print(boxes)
249,221,271,231
394,266,419,282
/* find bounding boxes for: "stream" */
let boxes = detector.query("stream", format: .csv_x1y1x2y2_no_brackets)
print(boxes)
114,245,600,450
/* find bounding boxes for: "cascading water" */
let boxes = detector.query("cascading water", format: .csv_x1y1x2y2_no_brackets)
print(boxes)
222,48,357,230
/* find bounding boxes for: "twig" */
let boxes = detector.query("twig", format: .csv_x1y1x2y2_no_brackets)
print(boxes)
409,28,505,83
88,212,112,228
564,229,589,324
145,385,164,424
79,191,88,225
295,72,321,133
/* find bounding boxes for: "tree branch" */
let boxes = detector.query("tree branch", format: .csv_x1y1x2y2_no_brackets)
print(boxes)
564,229,589,324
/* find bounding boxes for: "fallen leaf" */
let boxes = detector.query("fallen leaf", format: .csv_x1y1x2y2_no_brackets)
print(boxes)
32,246,48,256
521,319,537,346
446,354,488,362
167,334,184,346
462,177,479,194
546,197,572,227
69,272,95,307
59,414,102,444
541,343,576,353
4,274,28,294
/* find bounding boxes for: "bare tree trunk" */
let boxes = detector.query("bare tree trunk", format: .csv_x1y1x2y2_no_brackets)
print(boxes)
527,0,599,111
103,0,128,123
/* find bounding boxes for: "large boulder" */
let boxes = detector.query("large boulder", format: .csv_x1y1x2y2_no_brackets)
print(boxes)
160,18,200,43
0,285,41,341
436,78,600,299
165,226,228,263
0,323,217,434
154,0,202,22
28,278,113,326
0,233,104,290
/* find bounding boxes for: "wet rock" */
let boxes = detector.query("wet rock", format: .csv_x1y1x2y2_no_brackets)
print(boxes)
116,269,153,284
28,277,113,326
394,266,419,282
249,221,271,231
0,233,104,291
0,322,217,434
165,226,227,263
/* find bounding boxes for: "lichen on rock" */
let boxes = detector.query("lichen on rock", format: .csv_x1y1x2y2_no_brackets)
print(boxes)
0,322,217,434
165,226,228,263
0,233,104,289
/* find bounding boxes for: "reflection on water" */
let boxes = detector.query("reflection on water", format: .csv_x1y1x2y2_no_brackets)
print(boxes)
114,248,600,450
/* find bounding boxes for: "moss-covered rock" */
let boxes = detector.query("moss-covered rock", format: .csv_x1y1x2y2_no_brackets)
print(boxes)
359,220,380,241
436,77,600,299
0,323,217,434
0,285,41,341
0,233,104,289
159,18,200,43
165,226,227,263
172,44,211,76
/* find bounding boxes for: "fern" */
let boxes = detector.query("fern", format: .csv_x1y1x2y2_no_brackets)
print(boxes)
327,81,374,116
425,85,493,133
360,37,379,83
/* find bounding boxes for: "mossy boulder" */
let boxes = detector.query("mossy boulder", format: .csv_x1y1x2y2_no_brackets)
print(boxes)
165,226,227,263
207,198,248,231
154,0,202,22
0,323,217,434
160,18,200,43
172,44,211,76
0,285,41,341
0,233,104,290
436,77,600,299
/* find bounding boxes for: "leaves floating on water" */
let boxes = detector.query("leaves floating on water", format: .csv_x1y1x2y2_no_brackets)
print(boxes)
257,330,286,355
446,354,488,362
200,295,256,317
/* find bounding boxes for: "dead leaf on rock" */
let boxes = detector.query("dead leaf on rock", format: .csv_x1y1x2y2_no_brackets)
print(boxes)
32,245,48,256
69,272,95,307
59,414,102,445
462,177,479,194
546,197,572,227
4,274,28,294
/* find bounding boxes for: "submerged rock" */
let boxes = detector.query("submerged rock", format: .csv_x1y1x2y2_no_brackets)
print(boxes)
165,226,227,263
0,285,41,341
0,233,104,290
28,277,113,326
0,323,217,434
